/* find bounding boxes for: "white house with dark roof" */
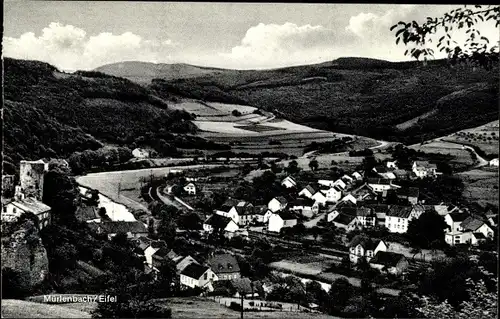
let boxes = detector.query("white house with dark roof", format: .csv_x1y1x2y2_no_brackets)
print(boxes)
207,253,241,281
370,251,409,275
254,206,273,224
352,172,363,181
268,196,288,212
318,180,335,187
311,191,327,205
321,186,343,203
281,176,297,189
333,179,347,190
203,214,239,234
367,178,400,193
385,205,423,233
268,211,297,233
348,235,387,264
132,148,150,159
180,263,218,291
412,161,438,178
445,216,494,246
289,197,319,218
489,158,499,167
299,184,317,199
2,197,51,229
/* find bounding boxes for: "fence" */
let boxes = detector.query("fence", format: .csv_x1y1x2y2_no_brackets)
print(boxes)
210,296,304,312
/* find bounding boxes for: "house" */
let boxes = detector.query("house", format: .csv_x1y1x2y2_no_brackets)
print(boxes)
132,148,149,159
2,197,51,229
176,255,200,273
183,182,197,195
281,176,297,189
333,179,347,190
180,263,218,291
311,191,327,205
348,235,387,264
329,212,358,231
255,206,273,224
367,178,400,193
268,196,288,212
369,251,408,275
95,221,148,239
393,169,410,180
207,254,241,281
373,166,396,180
355,207,377,228
215,200,253,225
351,183,377,202
385,205,423,233
203,214,239,234
341,175,354,184
321,186,343,203
367,204,390,226
268,211,298,233
299,184,317,199
444,212,470,233
489,158,499,167
386,161,398,170
340,194,357,205
152,247,178,270
289,197,319,218
396,187,420,205
445,216,494,246
412,161,438,178
144,240,167,268
352,172,363,181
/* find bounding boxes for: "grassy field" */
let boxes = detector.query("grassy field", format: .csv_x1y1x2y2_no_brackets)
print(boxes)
76,164,221,211
440,120,499,157
458,167,499,207
409,141,475,167
153,297,339,319
270,255,338,276
1,299,91,318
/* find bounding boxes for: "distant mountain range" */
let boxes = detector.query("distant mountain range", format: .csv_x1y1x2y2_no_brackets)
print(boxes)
96,57,498,145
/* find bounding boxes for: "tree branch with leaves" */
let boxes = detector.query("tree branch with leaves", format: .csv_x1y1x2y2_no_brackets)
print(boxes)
391,5,500,68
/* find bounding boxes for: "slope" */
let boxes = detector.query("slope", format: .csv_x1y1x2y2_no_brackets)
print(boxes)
3,58,227,174
144,57,499,145
94,61,229,84
1,299,91,318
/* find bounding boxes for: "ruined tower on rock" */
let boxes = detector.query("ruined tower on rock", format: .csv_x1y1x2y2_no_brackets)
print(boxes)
19,160,49,201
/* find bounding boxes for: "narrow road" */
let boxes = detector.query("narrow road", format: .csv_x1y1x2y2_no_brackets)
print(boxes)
435,138,489,167
154,185,187,210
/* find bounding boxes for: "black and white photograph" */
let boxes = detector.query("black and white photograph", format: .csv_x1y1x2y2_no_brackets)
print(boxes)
1,1,499,318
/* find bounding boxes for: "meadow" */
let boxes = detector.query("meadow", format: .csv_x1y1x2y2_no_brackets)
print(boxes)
441,120,499,157
458,168,499,207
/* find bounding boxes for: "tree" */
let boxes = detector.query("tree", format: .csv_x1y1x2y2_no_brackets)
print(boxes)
1,268,31,299
285,160,300,174
309,159,319,171
157,209,177,246
327,278,354,314
43,167,79,226
391,5,499,68
417,277,498,319
231,109,242,116
178,212,202,230
407,210,448,249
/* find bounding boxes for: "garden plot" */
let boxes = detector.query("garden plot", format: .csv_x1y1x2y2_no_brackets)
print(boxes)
206,102,257,114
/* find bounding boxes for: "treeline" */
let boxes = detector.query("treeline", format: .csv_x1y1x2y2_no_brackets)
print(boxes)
3,58,230,166
304,137,353,154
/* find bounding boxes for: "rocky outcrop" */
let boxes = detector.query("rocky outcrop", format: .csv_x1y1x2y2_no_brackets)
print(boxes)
1,221,49,288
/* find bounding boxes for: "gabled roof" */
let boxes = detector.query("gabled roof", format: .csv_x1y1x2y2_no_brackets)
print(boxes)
223,198,240,207
473,232,486,239
101,221,148,234
207,254,240,274
448,212,469,222
75,205,98,221
9,198,51,215
364,203,390,214
153,247,177,260
234,205,254,215
332,213,357,226
136,236,153,251
278,211,297,221
370,251,406,267
393,169,409,176
349,235,384,250
461,216,487,232
282,176,297,185
413,161,437,169
255,206,271,215
150,240,168,249
204,214,234,229
181,262,210,279
386,206,413,218
356,207,374,217
176,256,199,272
374,165,388,173
398,187,419,198
273,196,288,205
231,277,259,294
184,182,196,188
291,197,315,207
303,184,317,194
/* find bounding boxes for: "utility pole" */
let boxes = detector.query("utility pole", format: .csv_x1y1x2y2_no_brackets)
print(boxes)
240,293,244,319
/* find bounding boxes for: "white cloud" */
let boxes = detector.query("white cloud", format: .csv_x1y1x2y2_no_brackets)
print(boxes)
219,22,353,69
2,22,178,70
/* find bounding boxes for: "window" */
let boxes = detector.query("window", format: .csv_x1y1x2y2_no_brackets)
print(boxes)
204,273,207,280
3,206,6,213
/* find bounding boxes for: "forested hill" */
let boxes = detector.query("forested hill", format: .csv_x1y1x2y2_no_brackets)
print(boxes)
2,58,222,174
145,57,499,144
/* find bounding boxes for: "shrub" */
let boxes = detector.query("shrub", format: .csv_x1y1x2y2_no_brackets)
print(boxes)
232,110,242,116
229,301,241,311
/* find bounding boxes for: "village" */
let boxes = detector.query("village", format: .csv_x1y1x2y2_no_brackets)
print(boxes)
2,141,498,316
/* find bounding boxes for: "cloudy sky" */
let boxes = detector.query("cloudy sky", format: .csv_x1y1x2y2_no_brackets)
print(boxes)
3,2,498,70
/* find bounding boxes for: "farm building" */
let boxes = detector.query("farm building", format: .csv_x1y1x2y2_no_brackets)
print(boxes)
180,263,218,291
183,182,197,195
132,148,150,159
2,197,51,230
348,235,387,264
412,161,438,178
321,186,343,203
207,253,241,281
268,211,297,233
203,214,239,234
289,197,319,218
385,205,424,233
299,184,318,199
255,206,273,224
268,196,288,212
281,176,297,189
369,251,409,275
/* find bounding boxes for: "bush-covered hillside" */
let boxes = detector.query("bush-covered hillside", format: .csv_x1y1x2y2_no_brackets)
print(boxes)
3,58,227,171
146,58,499,144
